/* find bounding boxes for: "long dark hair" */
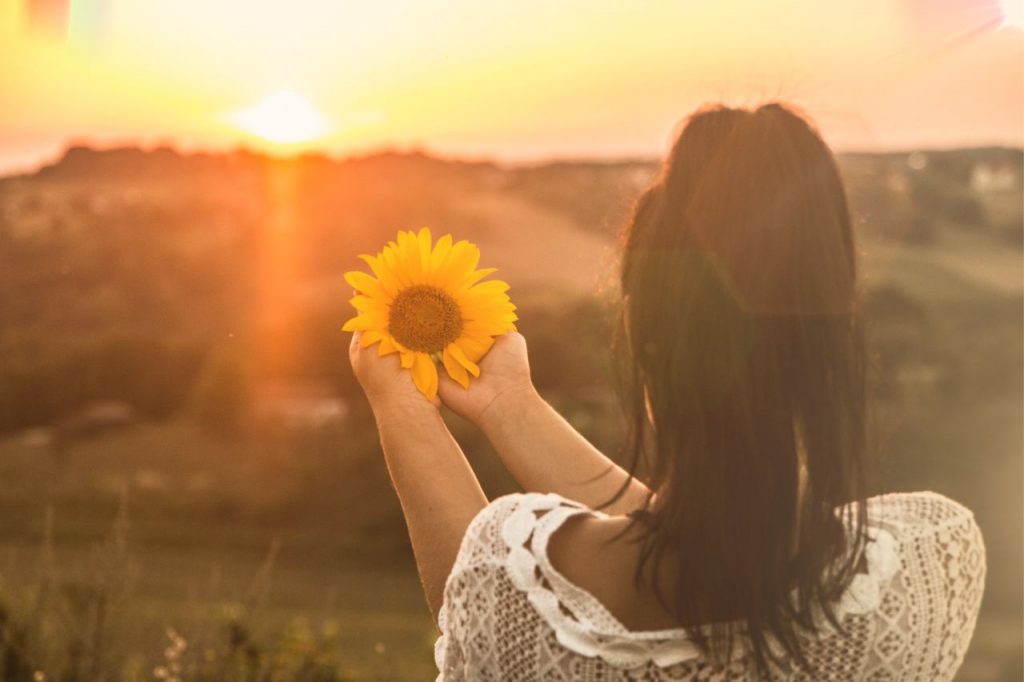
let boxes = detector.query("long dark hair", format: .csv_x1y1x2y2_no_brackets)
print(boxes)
615,102,870,677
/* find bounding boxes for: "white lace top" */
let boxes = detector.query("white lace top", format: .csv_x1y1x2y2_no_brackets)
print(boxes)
435,491,985,681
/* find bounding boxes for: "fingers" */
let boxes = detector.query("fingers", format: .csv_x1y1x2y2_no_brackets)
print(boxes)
484,330,527,364
495,330,525,349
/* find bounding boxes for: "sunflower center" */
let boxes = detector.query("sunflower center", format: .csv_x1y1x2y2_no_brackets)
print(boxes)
388,285,464,353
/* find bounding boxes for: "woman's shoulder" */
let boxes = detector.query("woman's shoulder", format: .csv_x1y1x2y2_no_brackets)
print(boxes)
836,490,986,629
451,492,591,570
860,490,981,540
546,507,684,632
472,491,594,533
854,491,987,672
484,490,588,514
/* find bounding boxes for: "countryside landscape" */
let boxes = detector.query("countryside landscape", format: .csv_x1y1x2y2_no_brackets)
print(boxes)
0,144,1021,680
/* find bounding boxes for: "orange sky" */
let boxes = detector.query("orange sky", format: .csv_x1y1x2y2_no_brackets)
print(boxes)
0,0,1022,173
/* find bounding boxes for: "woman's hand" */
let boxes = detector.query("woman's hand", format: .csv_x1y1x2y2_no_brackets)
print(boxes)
437,331,536,428
348,331,439,417
439,330,651,512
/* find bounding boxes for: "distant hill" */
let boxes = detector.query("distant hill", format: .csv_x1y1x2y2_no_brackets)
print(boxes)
0,143,1019,432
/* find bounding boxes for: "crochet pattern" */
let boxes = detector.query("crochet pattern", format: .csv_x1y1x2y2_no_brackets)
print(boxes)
435,491,984,681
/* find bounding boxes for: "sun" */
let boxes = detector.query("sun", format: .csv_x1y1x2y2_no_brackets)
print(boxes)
231,90,329,144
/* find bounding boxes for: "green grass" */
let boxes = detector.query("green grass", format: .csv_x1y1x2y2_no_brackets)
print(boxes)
0,418,442,681
0,510,439,681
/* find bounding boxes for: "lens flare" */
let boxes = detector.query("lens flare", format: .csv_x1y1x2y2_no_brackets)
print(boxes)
1000,0,1024,28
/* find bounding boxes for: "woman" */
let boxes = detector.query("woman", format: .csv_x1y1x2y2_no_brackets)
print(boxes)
347,103,986,680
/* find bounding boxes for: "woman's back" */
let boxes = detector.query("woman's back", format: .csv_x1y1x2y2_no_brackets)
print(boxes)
343,101,988,682
436,490,985,681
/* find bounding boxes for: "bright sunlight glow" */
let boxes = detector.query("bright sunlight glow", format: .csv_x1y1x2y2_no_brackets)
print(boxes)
1000,0,1024,28
231,91,329,144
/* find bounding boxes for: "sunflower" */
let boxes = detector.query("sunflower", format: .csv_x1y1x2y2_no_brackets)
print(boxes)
342,228,517,401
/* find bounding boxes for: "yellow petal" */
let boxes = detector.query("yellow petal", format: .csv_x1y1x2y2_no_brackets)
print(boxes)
427,364,439,400
444,241,480,282
349,294,384,312
468,279,510,296
381,246,410,288
356,253,382,278
358,254,397,299
360,329,386,347
457,335,496,362
455,267,497,290
417,227,433,274
344,271,385,299
442,347,471,389
378,337,399,355
343,315,386,332
418,226,432,248
396,232,415,276
461,301,515,322
463,320,513,337
396,230,411,253
400,352,415,369
430,234,454,273
463,292,510,307
411,352,438,400
400,230,426,283
447,343,480,378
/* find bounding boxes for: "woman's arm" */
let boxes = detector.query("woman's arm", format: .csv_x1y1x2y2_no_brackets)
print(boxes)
438,332,651,515
349,332,487,623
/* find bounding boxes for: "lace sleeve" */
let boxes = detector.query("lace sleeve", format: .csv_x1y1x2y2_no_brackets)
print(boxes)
865,491,987,681
434,493,545,679
795,491,986,681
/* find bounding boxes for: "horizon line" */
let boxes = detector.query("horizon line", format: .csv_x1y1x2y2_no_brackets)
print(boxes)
3,136,1023,179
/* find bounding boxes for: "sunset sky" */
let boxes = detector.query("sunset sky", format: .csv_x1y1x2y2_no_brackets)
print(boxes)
0,0,1021,173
